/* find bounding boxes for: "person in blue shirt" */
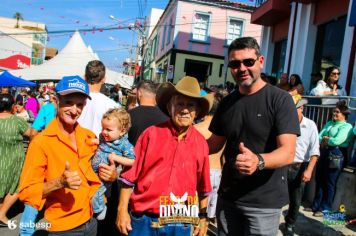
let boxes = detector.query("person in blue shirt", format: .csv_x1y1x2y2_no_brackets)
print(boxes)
199,81,208,96
30,92,57,139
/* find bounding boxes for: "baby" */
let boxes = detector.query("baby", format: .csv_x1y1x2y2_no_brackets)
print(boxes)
91,108,135,220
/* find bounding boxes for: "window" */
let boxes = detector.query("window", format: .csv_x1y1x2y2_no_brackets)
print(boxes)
192,13,210,42
271,39,287,78
156,34,160,56
150,36,157,61
219,64,224,77
227,19,243,45
31,46,44,65
312,16,346,75
161,26,166,49
167,18,173,45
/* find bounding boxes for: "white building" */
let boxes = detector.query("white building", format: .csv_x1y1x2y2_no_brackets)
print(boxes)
0,16,47,70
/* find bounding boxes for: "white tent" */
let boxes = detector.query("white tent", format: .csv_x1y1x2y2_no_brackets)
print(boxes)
7,31,134,89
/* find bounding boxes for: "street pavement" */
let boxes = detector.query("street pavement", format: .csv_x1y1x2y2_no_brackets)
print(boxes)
207,205,356,236
1,203,355,236
277,206,356,236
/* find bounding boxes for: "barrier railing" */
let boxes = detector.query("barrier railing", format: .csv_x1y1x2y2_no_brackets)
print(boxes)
302,96,356,131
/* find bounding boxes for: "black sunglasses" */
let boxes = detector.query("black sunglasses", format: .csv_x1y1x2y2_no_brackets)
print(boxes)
228,58,259,69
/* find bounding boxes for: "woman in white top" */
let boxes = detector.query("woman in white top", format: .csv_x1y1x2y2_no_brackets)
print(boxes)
310,66,346,104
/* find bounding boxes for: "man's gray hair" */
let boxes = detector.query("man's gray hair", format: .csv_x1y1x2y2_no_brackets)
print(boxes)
137,80,158,95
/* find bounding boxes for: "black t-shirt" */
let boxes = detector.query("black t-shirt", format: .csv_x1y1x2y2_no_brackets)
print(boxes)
128,106,169,146
209,84,300,208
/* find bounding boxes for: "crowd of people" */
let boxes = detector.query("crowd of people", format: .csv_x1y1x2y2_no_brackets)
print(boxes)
0,36,355,236
259,66,346,102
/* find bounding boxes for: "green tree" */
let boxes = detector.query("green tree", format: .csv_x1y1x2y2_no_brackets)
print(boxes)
13,12,23,28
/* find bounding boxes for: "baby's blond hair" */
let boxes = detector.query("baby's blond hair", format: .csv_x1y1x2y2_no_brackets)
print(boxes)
102,108,131,132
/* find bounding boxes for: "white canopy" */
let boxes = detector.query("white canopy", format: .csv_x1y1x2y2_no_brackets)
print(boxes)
7,32,134,89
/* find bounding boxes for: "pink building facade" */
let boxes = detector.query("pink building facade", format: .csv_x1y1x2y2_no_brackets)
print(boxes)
142,0,262,85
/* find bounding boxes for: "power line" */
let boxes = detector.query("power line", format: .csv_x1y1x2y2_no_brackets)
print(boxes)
0,25,132,36
0,45,136,55
0,18,252,37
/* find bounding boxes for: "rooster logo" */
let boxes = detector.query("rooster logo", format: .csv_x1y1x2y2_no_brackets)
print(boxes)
170,192,188,210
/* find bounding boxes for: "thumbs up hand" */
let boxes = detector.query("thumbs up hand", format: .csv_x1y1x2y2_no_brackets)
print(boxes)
235,142,259,175
60,161,82,190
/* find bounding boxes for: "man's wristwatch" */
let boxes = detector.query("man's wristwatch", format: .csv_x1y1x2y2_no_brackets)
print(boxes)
256,153,265,171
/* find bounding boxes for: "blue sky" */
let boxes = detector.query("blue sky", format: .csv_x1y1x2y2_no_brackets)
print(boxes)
0,0,255,72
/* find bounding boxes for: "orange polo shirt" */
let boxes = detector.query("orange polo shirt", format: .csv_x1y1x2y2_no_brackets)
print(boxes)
19,118,101,232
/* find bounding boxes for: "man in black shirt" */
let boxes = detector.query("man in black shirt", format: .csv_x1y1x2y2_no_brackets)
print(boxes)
128,80,168,145
208,37,300,235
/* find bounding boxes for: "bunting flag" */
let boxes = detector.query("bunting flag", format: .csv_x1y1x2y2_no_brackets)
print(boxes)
22,2,95,30
12,1,158,37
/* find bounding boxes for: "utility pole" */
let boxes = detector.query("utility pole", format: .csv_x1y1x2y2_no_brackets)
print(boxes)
134,17,147,81
109,15,147,80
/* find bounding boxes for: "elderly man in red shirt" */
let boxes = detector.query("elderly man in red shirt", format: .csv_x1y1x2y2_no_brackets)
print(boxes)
116,76,212,236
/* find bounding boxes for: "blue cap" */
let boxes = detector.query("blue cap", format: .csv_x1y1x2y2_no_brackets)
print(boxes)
56,75,91,99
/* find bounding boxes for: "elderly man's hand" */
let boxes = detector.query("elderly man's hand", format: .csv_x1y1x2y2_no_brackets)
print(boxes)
116,209,132,235
61,161,82,190
193,218,209,236
99,156,117,182
235,143,259,175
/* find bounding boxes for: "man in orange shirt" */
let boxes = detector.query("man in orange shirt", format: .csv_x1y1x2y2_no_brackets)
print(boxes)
19,76,104,235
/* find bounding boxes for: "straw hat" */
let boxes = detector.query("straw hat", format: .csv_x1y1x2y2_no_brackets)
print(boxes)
156,76,213,119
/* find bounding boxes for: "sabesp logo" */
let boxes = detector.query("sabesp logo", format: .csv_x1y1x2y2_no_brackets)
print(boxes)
68,79,86,91
8,220,17,230
7,219,52,231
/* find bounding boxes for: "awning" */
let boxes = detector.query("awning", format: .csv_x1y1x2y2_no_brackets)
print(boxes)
0,71,36,87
